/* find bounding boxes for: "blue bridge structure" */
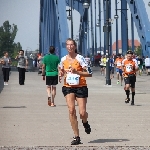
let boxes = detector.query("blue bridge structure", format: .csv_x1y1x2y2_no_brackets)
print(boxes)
39,0,150,58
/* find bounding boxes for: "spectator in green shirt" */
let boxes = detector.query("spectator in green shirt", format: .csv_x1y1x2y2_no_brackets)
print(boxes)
42,46,60,107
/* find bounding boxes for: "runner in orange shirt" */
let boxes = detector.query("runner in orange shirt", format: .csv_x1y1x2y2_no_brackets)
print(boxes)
115,53,124,85
122,50,138,105
59,38,92,145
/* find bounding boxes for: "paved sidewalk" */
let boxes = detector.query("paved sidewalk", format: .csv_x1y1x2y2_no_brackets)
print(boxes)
0,70,150,148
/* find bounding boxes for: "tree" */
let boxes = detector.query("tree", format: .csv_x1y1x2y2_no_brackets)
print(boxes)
128,46,132,51
12,42,22,58
0,20,22,57
135,45,142,56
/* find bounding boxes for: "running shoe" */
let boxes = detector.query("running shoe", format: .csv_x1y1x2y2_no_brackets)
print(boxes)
117,81,120,84
131,100,134,105
82,121,91,134
71,136,81,145
125,98,130,103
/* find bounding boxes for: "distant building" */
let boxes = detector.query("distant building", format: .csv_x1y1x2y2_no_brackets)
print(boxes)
112,39,141,54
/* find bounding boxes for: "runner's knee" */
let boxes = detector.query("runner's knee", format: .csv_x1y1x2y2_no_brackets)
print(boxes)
79,110,86,118
69,108,76,116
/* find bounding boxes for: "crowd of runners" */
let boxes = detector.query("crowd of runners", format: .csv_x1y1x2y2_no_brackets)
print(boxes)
1,38,150,145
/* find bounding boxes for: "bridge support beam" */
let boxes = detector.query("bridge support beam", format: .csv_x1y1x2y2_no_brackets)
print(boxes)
121,0,128,55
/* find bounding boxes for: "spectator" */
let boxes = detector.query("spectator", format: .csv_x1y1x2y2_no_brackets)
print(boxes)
15,50,28,85
0,51,11,85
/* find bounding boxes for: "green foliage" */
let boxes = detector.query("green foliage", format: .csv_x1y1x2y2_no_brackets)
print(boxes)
12,42,22,58
128,46,132,50
134,45,142,56
11,60,18,66
0,20,22,58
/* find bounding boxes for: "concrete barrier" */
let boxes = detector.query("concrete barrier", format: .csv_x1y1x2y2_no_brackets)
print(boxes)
0,64,4,93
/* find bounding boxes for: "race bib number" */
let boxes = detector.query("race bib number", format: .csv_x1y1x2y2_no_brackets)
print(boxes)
66,74,80,85
117,62,121,66
125,65,133,73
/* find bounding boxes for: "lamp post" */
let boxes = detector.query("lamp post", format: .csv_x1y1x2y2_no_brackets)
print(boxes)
86,15,90,56
66,0,73,39
71,0,73,39
82,0,90,56
104,0,111,85
94,0,97,55
115,0,118,55
131,14,134,52
90,0,94,57
98,0,102,55
66,9,71,21
114,9,128,55
84,26,92,56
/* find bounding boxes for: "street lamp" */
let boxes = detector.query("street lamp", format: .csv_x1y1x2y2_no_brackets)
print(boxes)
66,8,71,19
115,0,119,55
94,0,97,55
114,15,119,19
67,15,71,20
114,9,128,55
66,0,73,39
90,0,94,57
103,0,111,85
83,0,90,9
96,20,100,27
98,0,102,55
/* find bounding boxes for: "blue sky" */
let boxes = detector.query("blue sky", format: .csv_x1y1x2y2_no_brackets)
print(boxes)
0,0,150,51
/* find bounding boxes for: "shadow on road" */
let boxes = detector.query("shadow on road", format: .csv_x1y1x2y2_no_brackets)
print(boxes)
58,104,78,106
88,138,129,143
1,106,26,108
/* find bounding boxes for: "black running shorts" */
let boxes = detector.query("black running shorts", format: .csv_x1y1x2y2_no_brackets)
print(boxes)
62,86,88,98
124,75,136,88
46,75,58,85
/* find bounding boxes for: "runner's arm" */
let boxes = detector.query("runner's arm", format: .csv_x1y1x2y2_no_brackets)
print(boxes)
121,60,125,73
42,64,45,76
78,66,92,77
134,63,139,71
71,66,92,77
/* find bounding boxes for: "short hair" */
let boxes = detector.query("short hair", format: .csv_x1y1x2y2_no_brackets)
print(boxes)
19,50,24,53
117,53,121,57
3,51,8,55
49,46,55,54
127,50,133,55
